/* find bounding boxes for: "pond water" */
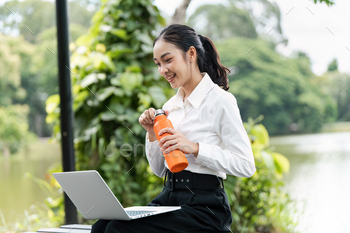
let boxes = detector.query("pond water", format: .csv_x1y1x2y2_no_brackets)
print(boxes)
271,131,350,233
0,138,61,226
1,132,349,232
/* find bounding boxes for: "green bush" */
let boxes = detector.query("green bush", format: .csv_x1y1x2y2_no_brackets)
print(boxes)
225,116,297,232
0,105,36,155
46,0,170,208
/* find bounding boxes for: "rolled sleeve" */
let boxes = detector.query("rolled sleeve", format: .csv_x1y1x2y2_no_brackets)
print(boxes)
145,132,166,178
195,94,256,178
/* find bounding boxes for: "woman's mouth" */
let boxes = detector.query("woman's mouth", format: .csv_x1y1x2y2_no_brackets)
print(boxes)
167,74,176,82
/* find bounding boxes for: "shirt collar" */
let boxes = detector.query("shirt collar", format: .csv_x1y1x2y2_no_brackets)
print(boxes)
172,72,215,109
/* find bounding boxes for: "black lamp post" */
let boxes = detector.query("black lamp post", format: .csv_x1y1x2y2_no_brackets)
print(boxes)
55,0,77,224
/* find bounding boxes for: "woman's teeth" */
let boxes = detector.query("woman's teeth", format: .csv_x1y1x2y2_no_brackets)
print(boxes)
168,74,176,81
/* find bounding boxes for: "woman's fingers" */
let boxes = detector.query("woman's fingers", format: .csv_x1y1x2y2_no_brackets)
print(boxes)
146,108,155,124
158,127,174,136
160,139,177,151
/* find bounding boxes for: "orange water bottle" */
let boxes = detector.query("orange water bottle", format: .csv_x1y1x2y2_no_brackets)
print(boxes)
153,109,188,173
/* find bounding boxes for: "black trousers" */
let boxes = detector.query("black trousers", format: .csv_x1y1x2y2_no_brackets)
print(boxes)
91,170,232,233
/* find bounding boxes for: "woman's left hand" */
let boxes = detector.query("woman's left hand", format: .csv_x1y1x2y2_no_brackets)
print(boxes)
158,127,199,156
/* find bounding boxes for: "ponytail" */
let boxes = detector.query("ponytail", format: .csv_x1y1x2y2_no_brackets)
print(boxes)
154,24,230,91
198,34,230,91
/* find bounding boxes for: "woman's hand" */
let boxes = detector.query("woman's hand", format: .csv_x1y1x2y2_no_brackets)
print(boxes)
139,108,170,133
158,127,199,156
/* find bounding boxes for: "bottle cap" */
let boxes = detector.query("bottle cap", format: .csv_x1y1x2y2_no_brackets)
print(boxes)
154,109,166,117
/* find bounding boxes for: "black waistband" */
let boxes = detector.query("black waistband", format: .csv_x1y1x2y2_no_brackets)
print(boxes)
164,169,224,191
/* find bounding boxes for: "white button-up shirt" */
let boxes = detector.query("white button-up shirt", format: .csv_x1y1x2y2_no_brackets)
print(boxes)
145,72,256,179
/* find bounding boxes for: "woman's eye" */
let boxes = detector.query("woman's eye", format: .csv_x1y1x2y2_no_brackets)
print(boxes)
155,58,171,66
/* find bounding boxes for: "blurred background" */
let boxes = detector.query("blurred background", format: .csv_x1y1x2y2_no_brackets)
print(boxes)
0,0,349,232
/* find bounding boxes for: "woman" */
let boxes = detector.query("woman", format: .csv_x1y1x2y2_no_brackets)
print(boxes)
91,24,256,233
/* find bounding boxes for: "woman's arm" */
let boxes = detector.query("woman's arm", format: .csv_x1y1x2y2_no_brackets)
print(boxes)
145,131,167,178
194,93,256,178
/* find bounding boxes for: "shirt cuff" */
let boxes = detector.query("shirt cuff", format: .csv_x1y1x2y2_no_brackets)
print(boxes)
194,141,212,167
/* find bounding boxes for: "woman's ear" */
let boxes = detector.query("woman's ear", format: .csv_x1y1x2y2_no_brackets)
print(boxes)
187,46,196,63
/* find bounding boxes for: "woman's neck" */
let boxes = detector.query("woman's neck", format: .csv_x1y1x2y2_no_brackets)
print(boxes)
182,72,204,101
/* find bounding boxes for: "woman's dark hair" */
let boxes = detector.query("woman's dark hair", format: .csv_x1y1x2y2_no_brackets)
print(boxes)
153,24,230,91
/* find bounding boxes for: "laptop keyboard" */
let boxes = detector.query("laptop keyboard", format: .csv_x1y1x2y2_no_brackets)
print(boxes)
126,210,156,216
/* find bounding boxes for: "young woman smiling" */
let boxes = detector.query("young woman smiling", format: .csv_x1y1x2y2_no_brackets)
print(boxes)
91,24,256,233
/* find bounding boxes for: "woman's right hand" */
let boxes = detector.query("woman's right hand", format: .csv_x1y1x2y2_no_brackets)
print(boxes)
139,108,169,133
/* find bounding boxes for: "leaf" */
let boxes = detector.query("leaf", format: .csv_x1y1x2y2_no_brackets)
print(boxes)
272,152,290,174
120,72,143,92
100,24,112,32
101,110,116,121
97,86,123,101
125,65,141,72
45,114,57,124
111,29,127,40
83,126,98,137
149,86,167,108
140,44,153,54
261,150,275,171
137,93,152,108
250,123,269,149
74,90,89,102
45,94,60,114
80,73,98,87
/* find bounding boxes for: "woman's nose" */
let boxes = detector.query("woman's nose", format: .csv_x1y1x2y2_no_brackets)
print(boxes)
160,66,169,76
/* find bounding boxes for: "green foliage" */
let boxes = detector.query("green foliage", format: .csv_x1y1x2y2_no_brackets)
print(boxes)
46,0,170,208
0,33,55,136
327,58,338,72
314,0,335,6
0,0,94,137
0,105,35,156
313,70,350,121
224,116,297,232
216,37,337,135
25,165,65,226
0,35,23,106
0,165,64,233
0,1,94,43
187,4,258,40
189,1,286,45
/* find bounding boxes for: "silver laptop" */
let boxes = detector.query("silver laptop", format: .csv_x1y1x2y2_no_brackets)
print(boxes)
53,170,181,220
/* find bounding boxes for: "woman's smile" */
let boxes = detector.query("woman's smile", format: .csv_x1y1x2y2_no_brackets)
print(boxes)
167,74,176,82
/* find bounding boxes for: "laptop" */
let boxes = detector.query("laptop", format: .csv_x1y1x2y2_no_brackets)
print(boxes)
53,170,181,220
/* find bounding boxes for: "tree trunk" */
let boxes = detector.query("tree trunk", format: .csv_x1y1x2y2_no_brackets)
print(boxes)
170,0,192,25
3,145,10,158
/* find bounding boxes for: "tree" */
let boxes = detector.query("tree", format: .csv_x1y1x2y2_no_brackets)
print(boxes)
0,105,33,156
327,58,338,72
313,68,350,122
187,4,258,40
0,1,94,43
173,0,333,44
0,35,23,106
314,0,334,6
170,0,192,24
217,37,337,135
0,0,94,136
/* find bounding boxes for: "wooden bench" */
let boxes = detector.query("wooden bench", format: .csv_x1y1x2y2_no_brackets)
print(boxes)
36,224,91,233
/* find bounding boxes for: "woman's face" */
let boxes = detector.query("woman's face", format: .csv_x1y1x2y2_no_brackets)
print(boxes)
153,39,190,89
